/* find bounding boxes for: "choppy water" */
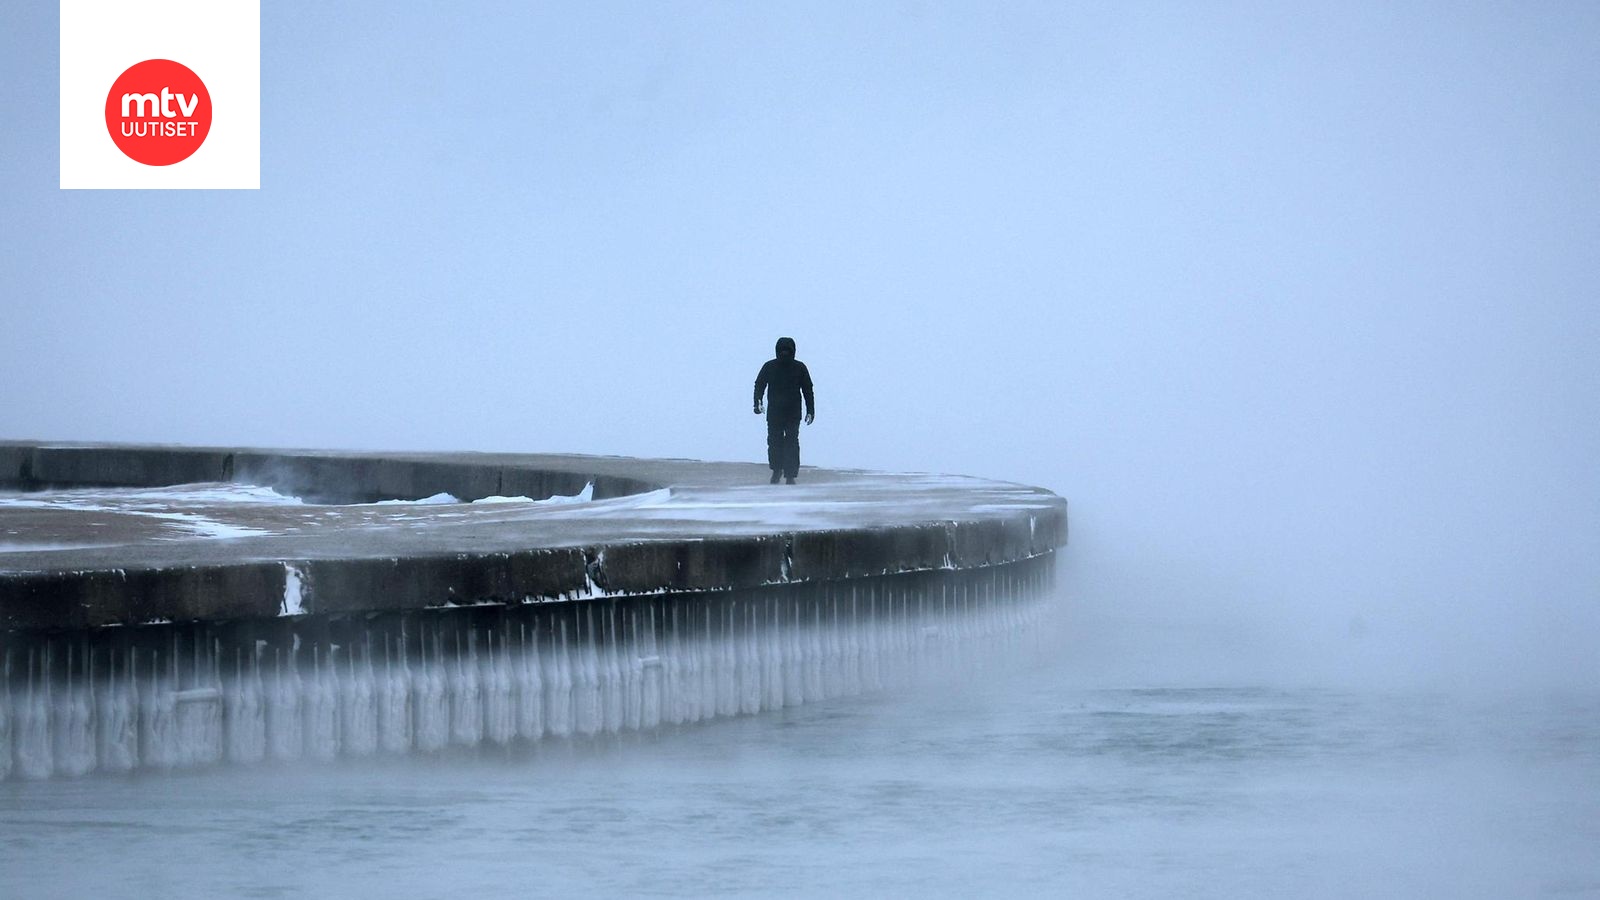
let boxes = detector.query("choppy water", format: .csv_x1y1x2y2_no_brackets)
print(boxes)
3,612,1598,898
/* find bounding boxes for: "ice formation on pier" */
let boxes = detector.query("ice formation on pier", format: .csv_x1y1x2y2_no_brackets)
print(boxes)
0,559,1050,779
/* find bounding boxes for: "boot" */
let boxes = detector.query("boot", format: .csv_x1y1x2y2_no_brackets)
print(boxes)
770,471,781,484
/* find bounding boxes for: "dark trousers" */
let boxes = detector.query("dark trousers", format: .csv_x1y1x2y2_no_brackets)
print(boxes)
766,414,801,477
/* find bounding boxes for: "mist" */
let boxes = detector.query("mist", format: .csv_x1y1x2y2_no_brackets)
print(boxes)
3,2,1597,694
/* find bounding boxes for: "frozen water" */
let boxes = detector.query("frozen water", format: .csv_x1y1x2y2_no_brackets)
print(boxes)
0,561,1049,779
2,633,1595,898
373,492,459,506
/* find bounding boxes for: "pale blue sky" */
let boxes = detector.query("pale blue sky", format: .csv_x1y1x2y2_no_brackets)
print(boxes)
3,1,1597,687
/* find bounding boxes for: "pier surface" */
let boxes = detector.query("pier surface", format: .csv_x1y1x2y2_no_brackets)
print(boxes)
0,443,1067,630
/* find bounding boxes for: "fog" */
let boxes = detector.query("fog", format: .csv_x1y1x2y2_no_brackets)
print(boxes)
3,2,1597,693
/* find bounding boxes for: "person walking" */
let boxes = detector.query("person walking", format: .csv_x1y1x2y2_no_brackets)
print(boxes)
753,337,815,484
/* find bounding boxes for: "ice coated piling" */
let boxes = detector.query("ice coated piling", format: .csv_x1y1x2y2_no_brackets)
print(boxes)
0,443,1067,778
0,564,1051,777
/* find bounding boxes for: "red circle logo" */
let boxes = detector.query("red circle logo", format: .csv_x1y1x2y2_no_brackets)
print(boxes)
104,59,212,166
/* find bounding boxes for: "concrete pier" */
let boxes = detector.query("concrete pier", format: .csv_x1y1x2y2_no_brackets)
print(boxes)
0,442,1068,777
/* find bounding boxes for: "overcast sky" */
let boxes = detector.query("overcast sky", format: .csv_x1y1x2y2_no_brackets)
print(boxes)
2,1,1596,690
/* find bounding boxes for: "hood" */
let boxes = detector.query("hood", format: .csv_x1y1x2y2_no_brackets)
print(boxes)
775,337,796,359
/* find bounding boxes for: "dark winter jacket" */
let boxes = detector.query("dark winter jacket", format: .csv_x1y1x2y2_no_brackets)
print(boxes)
754,337,815,419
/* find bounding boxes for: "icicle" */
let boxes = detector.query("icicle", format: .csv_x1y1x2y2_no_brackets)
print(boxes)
100,646,138,772
515,622,543,742
601,607,624,735
17,646,52,779
622,608,643,732
573,609,600,737
803,600,823,703
0,650,13,782
783,599,803,708
267,645,303,762
341,638,377,758
414,629,448,753
545,619,572,739
763,594,784,712
226,644,265,765
378,631,412,755
484,628,515,747
448,630,483,748
174,632,221,769
663,605,684,726
640,603,661,730
56,642,95,777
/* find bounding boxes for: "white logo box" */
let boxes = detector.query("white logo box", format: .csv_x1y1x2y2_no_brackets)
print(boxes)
60,0,259,190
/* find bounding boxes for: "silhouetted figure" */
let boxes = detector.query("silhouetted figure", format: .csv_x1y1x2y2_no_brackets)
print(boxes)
753,337,815,484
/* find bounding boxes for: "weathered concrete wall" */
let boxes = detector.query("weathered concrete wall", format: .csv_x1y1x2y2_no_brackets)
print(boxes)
0,442,1068,632
0,443,658,504
20,445,237,489
0,444,33,485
